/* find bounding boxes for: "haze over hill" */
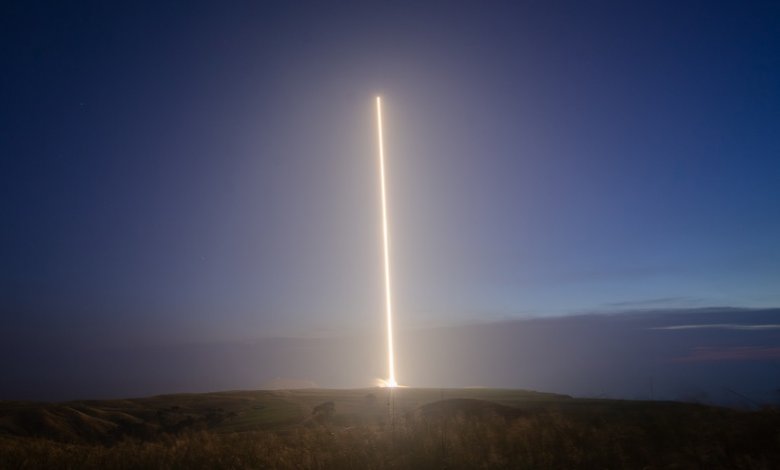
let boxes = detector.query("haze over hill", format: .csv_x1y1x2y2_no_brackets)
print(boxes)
3,307,778,404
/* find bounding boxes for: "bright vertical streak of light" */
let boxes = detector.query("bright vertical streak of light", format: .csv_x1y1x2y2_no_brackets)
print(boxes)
376,96,397,387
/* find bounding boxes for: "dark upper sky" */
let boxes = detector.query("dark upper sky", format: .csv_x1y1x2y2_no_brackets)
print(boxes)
2,0,779,352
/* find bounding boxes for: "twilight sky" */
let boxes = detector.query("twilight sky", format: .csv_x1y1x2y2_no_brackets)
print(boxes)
2,1,780,396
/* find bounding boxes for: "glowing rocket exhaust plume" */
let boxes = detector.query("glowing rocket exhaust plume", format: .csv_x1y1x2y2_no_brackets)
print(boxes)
376,96,398,388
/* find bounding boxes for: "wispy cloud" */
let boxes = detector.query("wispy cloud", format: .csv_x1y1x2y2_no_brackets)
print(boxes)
672,346,780,363
606,297,700,308
650,324,780,331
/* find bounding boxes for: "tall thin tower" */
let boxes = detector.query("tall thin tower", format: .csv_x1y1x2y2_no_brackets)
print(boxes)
376,96,397,387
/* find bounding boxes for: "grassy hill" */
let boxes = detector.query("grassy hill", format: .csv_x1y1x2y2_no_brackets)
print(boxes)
1,388,779,468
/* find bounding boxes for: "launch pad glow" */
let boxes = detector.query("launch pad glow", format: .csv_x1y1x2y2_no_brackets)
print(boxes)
376,96,397,388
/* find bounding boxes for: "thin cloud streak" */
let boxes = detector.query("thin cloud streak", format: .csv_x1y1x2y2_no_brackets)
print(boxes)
606,297,700,308
650,324,780,331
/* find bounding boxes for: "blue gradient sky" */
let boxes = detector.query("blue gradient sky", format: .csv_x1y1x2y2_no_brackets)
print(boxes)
2,0,779,350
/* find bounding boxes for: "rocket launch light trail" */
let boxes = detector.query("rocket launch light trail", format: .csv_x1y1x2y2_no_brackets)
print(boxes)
376,96,397,388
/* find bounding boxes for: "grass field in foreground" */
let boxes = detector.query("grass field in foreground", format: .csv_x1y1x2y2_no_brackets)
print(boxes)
1,388,779,469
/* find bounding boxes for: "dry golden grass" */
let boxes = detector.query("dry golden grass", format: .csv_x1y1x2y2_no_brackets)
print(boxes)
1,390,779,469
